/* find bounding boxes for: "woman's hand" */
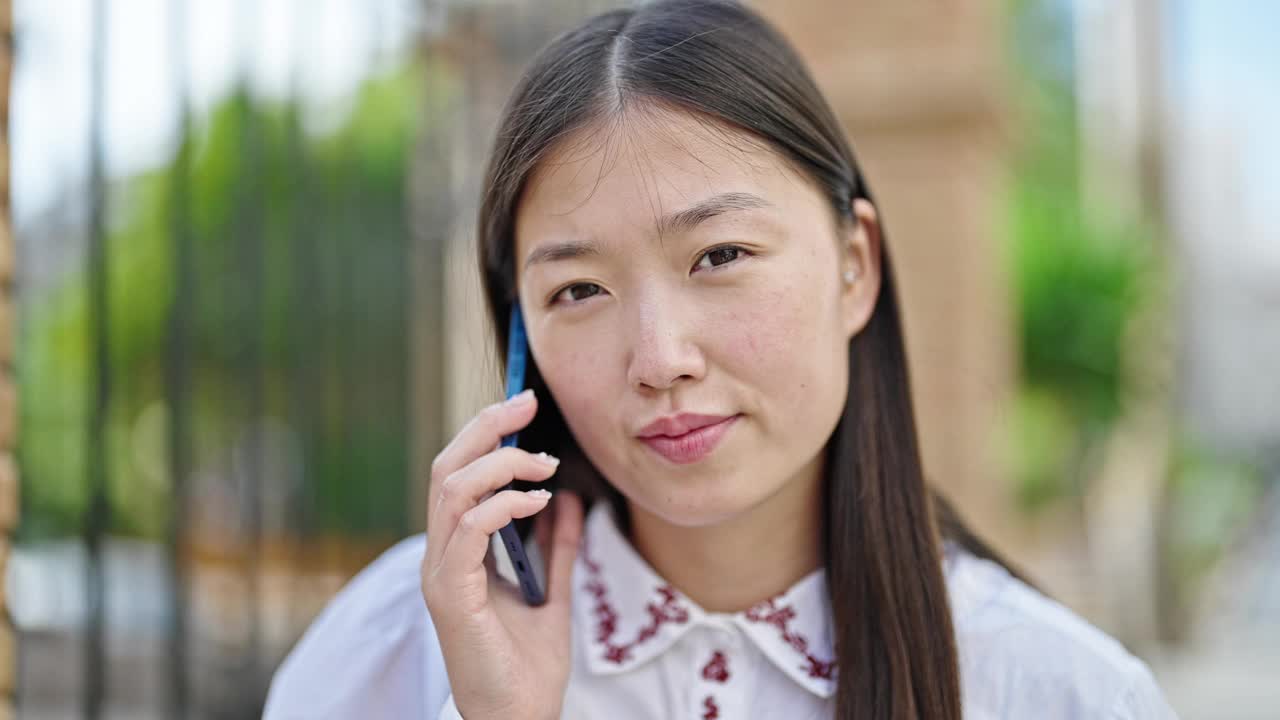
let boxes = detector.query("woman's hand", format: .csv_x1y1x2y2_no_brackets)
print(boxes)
421,389,584,720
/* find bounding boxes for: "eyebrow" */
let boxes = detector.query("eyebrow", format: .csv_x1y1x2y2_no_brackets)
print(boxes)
522,192,773,270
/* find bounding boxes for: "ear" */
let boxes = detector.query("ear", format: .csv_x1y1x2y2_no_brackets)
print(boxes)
839,198,883,341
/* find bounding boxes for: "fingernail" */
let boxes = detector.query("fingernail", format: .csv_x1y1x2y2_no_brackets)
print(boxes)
526,488,553,500
535,451,560,466
506,388,534,406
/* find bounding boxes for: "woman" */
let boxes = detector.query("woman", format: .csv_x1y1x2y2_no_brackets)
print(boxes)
264,1,1176,718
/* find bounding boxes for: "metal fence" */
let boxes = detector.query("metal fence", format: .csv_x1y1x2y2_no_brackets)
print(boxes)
12,1,616,717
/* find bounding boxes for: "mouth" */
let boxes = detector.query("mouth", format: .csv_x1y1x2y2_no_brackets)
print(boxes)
637,414,741,465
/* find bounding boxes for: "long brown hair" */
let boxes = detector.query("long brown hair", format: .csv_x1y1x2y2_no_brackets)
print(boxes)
474,2,1003,717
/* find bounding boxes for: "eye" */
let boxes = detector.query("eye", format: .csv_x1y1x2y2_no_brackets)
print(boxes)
693,245,749,273
550,282,605,306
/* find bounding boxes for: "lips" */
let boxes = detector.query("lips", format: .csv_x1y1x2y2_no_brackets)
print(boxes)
637,413,740,464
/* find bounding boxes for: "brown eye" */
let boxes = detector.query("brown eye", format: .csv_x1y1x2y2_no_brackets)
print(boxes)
694,245,746,272
553,282,603,304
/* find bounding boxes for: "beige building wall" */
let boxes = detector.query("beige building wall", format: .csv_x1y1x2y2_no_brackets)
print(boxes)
756,0,1020,555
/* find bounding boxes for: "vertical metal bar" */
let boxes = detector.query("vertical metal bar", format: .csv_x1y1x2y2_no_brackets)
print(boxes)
330,5,353,549
335,154,353,545
83,0,109,716
283,0,314,638
352,3,375,539
235,0,266,708
409,5,452,536
164,0,193,716
82,0,108,712
336,18,360,545
313,2,340,583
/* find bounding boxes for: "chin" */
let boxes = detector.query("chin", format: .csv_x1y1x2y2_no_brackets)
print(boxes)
625,477,765,528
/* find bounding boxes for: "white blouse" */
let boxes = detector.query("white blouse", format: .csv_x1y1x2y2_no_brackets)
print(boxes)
264,502,1178,719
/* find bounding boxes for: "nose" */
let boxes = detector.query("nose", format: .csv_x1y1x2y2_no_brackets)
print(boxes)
625,292,707,392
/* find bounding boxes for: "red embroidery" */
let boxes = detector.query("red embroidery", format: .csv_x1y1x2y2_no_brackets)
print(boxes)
702,695,720,719
745,598,837,680
701,650,730,683
582,531,691,665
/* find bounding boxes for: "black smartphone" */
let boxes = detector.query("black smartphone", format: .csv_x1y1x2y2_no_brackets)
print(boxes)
496,302,548,606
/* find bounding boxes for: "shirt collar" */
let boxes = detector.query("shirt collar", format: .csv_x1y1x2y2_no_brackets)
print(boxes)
573,502,837,699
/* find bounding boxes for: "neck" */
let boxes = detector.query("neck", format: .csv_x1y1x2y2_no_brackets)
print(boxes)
626,453,825,614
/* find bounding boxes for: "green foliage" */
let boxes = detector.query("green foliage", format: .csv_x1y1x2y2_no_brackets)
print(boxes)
18,63,437,540
1004,2,1275,628
1012,176,1150,425
1166,442,1264,585
1003,1,1154,512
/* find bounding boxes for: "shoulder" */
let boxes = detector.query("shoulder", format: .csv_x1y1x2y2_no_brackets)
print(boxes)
946,546,1178,720
263,534,453,720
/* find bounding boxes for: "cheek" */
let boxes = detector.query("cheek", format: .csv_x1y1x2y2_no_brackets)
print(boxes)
722,266,842,397
538,342,605,404
723,294,796,364
533,339,620,450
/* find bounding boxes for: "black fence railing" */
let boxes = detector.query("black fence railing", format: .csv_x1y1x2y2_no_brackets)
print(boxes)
15,1,612,717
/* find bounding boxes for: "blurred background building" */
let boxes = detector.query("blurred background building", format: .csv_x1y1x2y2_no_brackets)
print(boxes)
3,0,1277,717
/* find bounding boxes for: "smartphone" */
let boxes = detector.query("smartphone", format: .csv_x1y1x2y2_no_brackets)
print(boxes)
496,301,548,606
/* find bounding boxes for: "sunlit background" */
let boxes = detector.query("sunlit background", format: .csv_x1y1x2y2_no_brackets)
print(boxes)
4,0,1277,717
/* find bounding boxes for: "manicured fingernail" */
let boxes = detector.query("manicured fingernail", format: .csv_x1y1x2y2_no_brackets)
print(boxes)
506,388,534,406
535,452,560,466
526,488,553,500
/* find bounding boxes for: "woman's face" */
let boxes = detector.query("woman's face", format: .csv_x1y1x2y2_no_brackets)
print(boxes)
514,107,881,528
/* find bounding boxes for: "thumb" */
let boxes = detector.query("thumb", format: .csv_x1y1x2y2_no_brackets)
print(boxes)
545,491,584,610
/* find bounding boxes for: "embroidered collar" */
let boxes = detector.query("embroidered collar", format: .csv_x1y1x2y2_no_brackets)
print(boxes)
573,502,837,698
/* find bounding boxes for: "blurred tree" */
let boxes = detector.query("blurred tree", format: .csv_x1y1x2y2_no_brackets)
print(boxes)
1004,0,1269,645
1003,0,1155,512
18,65,427,542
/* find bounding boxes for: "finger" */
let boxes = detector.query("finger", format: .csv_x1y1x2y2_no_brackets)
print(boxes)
544,491,584,610
438,489,554,581
427,447,560,569
426,391,539,533
429,390,539,507
533,493,554,557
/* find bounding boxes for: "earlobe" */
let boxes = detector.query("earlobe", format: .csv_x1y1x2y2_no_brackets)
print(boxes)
840,198,882,339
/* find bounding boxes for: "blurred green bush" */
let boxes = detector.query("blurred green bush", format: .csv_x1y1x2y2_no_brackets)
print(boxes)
18,64,434,541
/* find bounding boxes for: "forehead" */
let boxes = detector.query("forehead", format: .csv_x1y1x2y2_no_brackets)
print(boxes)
514,106,817,249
